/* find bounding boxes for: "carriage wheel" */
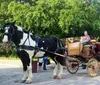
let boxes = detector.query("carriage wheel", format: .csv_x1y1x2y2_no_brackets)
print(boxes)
87,58,99,77
66,58,79,74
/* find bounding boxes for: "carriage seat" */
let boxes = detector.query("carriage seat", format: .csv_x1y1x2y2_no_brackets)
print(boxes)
82,45,91,54
95,42,100,50
95,42,100,54
83,45,91,47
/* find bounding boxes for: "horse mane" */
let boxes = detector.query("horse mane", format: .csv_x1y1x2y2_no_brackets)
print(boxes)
16,25,32,34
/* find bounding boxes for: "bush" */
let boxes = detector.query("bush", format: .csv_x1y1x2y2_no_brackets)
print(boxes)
0,42,17,57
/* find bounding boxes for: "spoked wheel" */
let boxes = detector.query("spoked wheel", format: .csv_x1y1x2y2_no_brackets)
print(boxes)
66,57,79,74
87,58,99,77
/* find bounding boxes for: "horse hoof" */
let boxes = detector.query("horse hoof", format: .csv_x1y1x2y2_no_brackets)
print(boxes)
25,80,32,84
20,80,26,83
53,75,57,79
57,76,62,79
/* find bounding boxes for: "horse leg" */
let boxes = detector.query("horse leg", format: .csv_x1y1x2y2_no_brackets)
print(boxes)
25,59,33,84
57,63,63,79
18,50,33,83
21,63,33,84
20,60,29,83
53,63,59,79
21,69,28,83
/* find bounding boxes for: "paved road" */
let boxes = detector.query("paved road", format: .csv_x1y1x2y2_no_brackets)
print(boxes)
0,60,100,85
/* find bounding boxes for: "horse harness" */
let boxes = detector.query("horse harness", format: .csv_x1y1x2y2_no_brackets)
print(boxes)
16,32,64,58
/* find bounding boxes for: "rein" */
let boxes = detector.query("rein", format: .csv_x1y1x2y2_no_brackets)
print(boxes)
18,45,67,58
3,33,12,36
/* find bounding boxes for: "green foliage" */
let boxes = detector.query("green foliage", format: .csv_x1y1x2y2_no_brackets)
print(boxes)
0,0,100,38
59,0,100,37
0,43,16,57
0,0,100,57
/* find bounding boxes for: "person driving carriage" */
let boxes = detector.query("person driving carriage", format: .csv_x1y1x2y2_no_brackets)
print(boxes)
80,31,91,46
80,31,91,69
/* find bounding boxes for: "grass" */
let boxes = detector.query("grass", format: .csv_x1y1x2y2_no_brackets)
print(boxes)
0,56,53,62
0,56,39,61
0,56,19,60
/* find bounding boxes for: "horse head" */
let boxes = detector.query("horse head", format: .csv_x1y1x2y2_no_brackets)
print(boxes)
2,21,17,44
1,21,30,46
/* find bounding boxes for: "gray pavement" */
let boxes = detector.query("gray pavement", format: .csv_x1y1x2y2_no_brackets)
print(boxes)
0,60,100,85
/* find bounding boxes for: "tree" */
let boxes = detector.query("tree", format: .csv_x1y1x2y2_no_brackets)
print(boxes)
59,0,100,37
0,0,100,38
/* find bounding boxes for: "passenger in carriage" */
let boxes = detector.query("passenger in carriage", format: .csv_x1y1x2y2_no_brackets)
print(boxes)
80,31,91,46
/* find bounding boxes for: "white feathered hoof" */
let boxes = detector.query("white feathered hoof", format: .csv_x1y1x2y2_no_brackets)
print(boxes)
57,76,62,79
25,79,32,84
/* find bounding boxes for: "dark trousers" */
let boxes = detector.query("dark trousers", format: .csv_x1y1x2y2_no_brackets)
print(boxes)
43,57,47,70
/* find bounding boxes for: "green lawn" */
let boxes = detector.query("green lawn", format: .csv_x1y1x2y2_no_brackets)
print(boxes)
0,56,19,60
0,56,39,61
0,56,53,62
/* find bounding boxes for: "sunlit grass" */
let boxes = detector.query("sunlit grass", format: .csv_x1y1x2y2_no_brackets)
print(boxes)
0,56,53,62
0,56,19,60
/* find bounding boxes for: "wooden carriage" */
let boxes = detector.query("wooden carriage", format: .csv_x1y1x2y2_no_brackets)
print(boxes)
67,42,82,56
66,41,100,77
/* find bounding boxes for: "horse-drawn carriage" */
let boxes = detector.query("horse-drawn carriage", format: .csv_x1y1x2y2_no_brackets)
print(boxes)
66,41,100,77
2,21,100,83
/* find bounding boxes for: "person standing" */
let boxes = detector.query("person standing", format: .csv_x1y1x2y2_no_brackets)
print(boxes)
38,57,43,71
43,56,48,70
38,56,50,71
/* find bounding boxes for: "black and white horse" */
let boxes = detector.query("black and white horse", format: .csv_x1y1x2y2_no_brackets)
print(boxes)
1,21,67,84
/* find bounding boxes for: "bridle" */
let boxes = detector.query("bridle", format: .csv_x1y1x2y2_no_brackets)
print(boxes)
3,25,15,42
